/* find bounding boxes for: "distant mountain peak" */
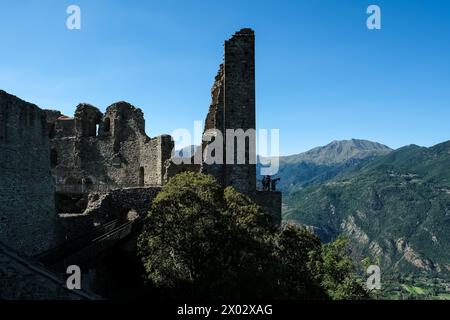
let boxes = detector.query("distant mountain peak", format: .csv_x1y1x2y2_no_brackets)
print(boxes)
282,139,392,165
284,138,450,280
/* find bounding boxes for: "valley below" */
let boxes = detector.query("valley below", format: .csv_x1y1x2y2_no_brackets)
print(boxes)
265,139,450,299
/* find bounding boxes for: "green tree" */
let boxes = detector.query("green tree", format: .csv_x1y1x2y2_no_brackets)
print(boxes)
308,237,369,300
273,223,327,299
138,172,367,300
137,172,276,299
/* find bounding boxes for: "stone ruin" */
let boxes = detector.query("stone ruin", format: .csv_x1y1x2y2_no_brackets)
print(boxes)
0,30,282,293
44,101,173,217
46,102,173,191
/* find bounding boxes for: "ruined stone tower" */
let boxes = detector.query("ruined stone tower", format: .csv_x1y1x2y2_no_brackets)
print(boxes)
201,29,281,225
202,28,256,195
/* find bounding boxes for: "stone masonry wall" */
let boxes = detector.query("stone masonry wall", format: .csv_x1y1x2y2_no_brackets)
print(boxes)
83,187,161,224
201,65,226,184
200,29,281,224
58,187,161,239
0,91,61,256
223,28,256,194
141,134,173,185
201,29,256,195
45,101,174,194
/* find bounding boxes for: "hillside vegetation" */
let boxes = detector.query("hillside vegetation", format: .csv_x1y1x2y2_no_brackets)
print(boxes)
285,141,450,278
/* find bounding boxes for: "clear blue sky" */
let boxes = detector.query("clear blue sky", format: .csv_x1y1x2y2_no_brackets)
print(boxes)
1,0,449,155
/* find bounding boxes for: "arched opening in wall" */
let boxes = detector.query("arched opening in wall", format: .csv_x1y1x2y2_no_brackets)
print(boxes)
95,124,100,137
50,148,58,168
139,167,145,187
104,118,111,133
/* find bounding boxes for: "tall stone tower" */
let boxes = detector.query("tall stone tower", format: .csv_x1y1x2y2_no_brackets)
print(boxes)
202,28,256,195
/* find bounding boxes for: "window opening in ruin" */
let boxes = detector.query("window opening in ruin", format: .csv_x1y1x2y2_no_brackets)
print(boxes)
50,149,58,167
245,136,250,164
95,124,99,137
104,118,111,133
139,167,145,187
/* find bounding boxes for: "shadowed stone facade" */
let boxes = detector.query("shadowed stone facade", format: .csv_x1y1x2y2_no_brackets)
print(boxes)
0,91,61,256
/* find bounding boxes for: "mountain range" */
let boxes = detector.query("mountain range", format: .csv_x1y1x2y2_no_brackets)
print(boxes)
280,139,450,298
258,139,392,193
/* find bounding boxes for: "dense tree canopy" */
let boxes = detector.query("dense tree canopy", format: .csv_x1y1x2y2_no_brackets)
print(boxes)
138,172,368,300
308,237,368,300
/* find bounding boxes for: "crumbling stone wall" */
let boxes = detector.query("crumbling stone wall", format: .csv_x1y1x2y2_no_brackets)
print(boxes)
202,29,256,195
45,101,174,195
83,187,161,224
58,187,161,239
201,64,226,183
0,91,61,256
141,134,173,186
